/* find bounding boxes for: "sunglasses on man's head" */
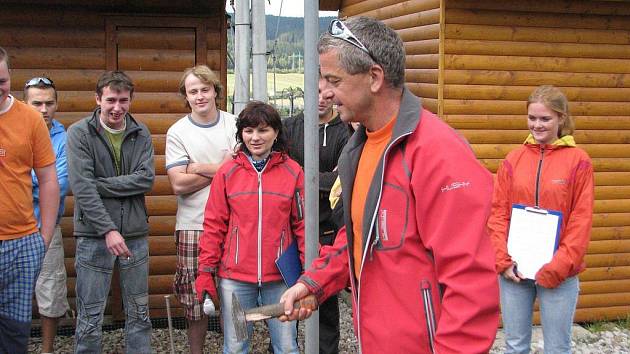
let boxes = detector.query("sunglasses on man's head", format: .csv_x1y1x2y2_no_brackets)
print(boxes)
328,19,378,64
25,77,55,89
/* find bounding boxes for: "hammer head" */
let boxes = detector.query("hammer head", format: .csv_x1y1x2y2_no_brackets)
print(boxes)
232,292,248,341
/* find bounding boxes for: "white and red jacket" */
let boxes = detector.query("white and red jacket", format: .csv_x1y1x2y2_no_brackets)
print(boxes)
299,89,500,353
199,151,305,284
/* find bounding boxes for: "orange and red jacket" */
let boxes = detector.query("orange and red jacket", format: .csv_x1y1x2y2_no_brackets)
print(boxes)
487,135,594,288
299,89,500,354
199,151,305,285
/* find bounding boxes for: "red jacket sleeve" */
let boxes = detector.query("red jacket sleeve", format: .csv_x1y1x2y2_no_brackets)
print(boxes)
298,226,349,304
536,158,594,288
413,132,500,354
199,167,230,273
487,159,515,274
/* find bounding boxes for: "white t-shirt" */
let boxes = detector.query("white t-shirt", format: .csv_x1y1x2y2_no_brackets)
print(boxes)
165,111,238,230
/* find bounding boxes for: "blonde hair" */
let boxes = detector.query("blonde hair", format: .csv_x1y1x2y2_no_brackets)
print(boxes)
527,85,575,137
178,65,223,109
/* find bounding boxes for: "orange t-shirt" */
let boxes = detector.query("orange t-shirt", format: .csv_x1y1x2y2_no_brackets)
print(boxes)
0,97,56,239
351,116,396,278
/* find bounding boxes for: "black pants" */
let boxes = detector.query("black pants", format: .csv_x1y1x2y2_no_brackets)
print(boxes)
318,293,340,354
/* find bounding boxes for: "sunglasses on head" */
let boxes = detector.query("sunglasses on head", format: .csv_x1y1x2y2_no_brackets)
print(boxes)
25,77,55,89
328,19,378,64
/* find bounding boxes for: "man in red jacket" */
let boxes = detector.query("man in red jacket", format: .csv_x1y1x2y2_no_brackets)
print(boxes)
280,17,500,353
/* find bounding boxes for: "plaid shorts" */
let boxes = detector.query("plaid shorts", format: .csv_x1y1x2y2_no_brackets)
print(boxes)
173,230,204,321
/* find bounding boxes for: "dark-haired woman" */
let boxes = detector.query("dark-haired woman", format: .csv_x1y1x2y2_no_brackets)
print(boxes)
195,101,305,353
488,85,594,353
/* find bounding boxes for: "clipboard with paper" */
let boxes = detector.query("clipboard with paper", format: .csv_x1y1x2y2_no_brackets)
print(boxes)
507,204,563,280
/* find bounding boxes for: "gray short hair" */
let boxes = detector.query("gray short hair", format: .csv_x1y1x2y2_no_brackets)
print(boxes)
318,17,405,88
0,47,9,70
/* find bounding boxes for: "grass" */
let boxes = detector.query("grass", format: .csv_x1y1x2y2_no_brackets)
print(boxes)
226,72,304,99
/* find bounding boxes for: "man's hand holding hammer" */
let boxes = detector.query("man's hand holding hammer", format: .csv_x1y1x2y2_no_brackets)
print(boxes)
278,282,314,322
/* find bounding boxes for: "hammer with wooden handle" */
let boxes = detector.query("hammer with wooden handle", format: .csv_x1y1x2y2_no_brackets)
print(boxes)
232,292,318,341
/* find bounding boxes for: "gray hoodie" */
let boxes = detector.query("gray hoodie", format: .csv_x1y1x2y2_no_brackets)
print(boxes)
67,109,155,238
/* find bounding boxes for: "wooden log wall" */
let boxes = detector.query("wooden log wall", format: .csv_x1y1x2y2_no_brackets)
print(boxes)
338,0,630,323
442,0,630,323
340,0,442,113
0,3,227,320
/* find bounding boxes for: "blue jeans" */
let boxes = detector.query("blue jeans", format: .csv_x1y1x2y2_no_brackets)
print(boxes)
74,236,151,354
499,276,579,354
220,278,298,354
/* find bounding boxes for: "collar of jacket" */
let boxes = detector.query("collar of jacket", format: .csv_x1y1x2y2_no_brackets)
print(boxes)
336,88,422,272
50,119,65,136
233,150,287,170
87,108,142,138
523,134,576,148
342,88,421,153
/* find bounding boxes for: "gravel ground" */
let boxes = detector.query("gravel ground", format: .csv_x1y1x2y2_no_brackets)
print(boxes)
29,299,630,353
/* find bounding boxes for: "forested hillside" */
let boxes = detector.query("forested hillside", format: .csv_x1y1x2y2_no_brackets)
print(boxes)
226,15,336,72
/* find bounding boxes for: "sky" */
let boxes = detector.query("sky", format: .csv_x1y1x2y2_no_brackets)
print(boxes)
225,1,338,18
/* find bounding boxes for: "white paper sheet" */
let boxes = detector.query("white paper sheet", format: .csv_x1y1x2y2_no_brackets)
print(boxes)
507,205,562,280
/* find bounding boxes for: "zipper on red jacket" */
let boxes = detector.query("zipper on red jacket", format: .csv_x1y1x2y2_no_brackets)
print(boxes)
257,171,263,286
234,227,240,264
535,147,545,207
421,280,437,354
356,130,412,353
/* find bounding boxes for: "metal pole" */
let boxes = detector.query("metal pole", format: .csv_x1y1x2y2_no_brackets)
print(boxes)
234,0,251,115
164,295,175,354
251,0,267,101
304,1,319,353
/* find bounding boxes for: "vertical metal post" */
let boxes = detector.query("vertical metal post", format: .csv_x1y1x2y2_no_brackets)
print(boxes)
303,1,320,353
234,0,251,115
251,0,268,101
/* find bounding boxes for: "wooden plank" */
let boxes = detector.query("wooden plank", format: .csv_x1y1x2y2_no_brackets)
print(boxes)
479,158,630,174
442,115,630,130
594,200,630,213
471,144,630,159
342,0,439,18
585,253,630,267
445,69,630,88
57,113,183,134
591,226,630,241
404,39,440,55
117,27,195,50
60,217,175,238
63,234,176,258
444,23,630,45
580,279,630,294
447,0,630,16
445,54,630,74
459,129,630,144
0,26,103,47
444,99,630,116
55,92,187,115
588,240,630,254
445,8,630,30
445,39,630,59
405,69,438,83
574,305,630,323
406,54,439,69
577,293,630,309
444,84,630,102
348,0,440,20
6,47,105,69
407,83,438,99
397,24,440,42
0,6,103,27
581,266,630,282
381,8,441,30
117,48,196,72
595,186,630,200
65,195,177,217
